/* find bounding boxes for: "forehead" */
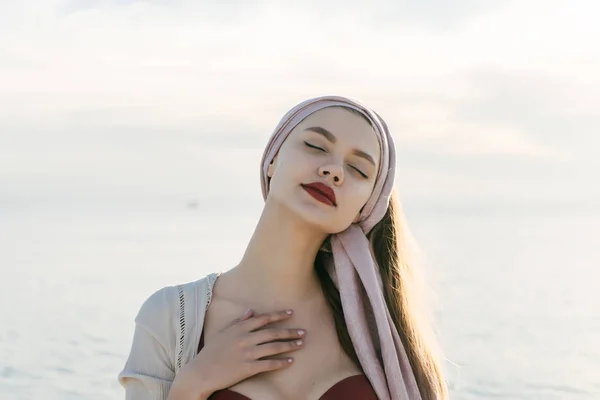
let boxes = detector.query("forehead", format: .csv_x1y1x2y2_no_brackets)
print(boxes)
296,107,380,159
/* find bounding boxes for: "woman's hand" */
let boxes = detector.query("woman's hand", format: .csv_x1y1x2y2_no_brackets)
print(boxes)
169,308,306,400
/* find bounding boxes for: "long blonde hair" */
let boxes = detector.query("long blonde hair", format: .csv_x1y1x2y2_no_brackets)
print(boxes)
315,190,449,399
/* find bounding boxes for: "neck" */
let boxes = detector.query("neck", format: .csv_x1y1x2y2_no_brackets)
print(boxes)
228,198,328,305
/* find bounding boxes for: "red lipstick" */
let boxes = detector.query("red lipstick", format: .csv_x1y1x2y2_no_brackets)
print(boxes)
301,182,337,207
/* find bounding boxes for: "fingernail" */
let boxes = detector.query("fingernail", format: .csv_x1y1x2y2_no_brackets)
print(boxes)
243,308,252,316
296,340,303,346
285,309,293,315
298,330,305,336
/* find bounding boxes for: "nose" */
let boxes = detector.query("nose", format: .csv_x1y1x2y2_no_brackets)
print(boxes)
318,164,344,186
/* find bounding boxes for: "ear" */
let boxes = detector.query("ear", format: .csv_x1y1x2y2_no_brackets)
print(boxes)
266,156,277,178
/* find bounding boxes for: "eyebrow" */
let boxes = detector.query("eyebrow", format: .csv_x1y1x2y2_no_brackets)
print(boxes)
304,126,377,167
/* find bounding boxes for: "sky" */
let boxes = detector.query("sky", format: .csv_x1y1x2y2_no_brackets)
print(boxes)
0,0,598,212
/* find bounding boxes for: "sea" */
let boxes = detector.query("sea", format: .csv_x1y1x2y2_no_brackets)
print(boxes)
1,200,598,399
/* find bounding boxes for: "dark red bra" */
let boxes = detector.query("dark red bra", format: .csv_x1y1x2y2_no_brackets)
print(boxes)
198,330,378,400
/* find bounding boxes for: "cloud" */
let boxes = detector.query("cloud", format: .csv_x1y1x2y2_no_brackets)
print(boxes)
52,0,510,31
451,68,600,162
0,0,598,207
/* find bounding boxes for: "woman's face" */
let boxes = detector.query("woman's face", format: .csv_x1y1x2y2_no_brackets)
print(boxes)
267,107,380,234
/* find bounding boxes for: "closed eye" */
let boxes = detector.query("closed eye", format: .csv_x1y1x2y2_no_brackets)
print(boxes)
350,165,368,179
305,141,368,178
304,141,326,152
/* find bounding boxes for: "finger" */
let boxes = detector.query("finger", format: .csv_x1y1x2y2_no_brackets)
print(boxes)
251,357,294,374
253,339,304,359
250,328,306,345
226,308,254,329
240,308,254,321
241,310,294,332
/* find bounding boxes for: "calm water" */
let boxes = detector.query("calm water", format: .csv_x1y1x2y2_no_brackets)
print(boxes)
1,203,598,399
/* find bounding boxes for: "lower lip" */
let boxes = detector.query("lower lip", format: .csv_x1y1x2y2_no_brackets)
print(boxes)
301,185,336,207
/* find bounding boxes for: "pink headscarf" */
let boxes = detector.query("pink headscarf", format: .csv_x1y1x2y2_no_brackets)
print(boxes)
260,96,422,400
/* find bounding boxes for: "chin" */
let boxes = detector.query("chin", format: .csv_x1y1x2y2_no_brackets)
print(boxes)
273,189,353,233
296,205,352,234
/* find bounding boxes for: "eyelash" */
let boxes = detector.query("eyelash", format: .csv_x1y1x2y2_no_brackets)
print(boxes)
304,141,325,152
303,141,368,179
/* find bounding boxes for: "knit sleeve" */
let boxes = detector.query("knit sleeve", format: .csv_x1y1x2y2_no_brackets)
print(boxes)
118,286,178,400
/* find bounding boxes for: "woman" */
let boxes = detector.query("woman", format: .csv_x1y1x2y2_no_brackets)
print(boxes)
118,96,449,399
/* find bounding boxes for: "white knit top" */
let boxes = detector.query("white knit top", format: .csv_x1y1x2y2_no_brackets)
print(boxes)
118,272,221,399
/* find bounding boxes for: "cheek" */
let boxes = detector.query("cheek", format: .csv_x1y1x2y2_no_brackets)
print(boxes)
269,156,308,194
341,184,373,216
275,150,313,181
